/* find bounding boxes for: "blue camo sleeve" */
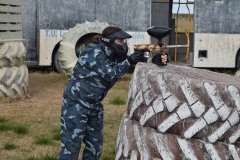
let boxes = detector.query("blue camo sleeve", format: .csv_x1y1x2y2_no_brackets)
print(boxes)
86,48,130,82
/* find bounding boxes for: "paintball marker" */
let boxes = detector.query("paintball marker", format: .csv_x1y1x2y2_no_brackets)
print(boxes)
134,26,189,65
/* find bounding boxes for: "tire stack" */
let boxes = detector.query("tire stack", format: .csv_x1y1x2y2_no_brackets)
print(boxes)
116,63,240,160
0,42,28,98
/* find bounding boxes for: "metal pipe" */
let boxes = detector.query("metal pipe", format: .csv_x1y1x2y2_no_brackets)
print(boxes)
185,0,191,63
166,44,189,48
174,0,181,61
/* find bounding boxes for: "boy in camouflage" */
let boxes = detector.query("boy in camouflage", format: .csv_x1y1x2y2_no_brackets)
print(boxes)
58,26,167,160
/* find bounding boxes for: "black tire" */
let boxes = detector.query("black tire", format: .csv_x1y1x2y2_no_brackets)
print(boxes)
236,53,240,70
235,51,240,78
53,50,64,73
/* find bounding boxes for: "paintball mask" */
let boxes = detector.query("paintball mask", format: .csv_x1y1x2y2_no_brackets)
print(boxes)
101,30,132,60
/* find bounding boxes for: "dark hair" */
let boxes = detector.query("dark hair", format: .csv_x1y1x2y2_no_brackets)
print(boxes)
102,26,122,37
91,34,101,44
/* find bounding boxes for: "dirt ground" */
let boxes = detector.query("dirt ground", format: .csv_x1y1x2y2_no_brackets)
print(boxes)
0,71,131,160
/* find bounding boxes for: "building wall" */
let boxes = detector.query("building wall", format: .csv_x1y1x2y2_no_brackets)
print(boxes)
172,14,194,31
193,0,240,68
22,0,152,63
195,0,240,34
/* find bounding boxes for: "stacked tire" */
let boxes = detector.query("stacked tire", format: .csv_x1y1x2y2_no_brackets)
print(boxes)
116,63,240,160
0,42,28,98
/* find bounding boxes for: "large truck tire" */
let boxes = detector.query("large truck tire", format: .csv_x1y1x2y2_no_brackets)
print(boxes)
116,63,240,159
116,116,240,160
58,20,109,76
236,51,240,70
53,49,64,73
0,42,26,67
0,65,28,98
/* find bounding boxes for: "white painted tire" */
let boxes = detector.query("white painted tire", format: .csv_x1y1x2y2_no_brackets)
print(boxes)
116,115,240,160
0,42,26,67
116,63,240,159
58,20,109,76
235,70,240,78
0,65,28,98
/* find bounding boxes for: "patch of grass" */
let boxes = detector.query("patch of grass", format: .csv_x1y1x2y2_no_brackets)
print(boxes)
0,123,13,132
0,117,28,135
27,154,57,160
52,129,60,141
26,158,39,160
102,155,115,160
110,96,126,105
0,122,28,135
13,124,29,135
42,154,57,160
0,72,130,159
4,142,17,150
0,117,8,123
35,135,52,145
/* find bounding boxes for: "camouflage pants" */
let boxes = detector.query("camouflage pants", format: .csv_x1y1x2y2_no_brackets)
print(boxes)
58,98,104,160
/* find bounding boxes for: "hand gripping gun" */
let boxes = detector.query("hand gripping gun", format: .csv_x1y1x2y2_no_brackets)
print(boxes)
134,26,189,65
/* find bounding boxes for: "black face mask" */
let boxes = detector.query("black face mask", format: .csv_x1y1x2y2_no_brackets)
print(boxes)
111,42,128,61
101,30,131,61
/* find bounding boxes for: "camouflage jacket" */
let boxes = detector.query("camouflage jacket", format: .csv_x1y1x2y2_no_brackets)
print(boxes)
63,43,130,107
